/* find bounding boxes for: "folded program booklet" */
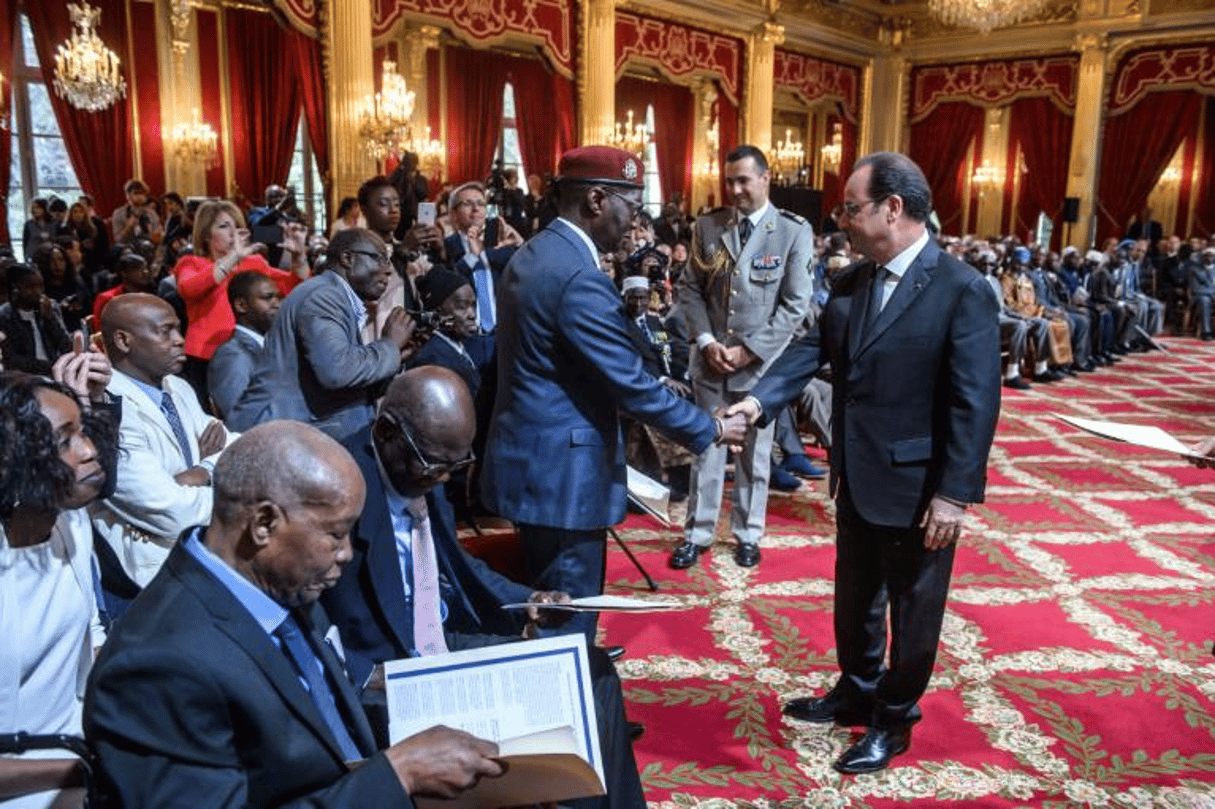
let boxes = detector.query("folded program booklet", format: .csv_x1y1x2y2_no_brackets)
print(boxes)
385,635,605,808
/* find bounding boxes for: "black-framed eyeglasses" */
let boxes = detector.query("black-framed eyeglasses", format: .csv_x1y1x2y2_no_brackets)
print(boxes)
841,196,887,219
398,420,476,478
604,189,643,218
347,248,389,265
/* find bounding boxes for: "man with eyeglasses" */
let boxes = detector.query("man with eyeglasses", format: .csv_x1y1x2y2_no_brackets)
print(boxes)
669,144,815,571
727,152,1001,774
228,228,416,441
482,146,748,646
444,181,524,334
323,366,649,808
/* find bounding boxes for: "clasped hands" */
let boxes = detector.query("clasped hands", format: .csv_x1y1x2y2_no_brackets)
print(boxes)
702,342,756,376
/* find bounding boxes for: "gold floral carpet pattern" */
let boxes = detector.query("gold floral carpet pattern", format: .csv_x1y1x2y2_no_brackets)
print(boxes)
600,337,1215,808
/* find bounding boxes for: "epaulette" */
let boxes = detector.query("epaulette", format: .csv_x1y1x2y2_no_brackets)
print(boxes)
779,209,807,224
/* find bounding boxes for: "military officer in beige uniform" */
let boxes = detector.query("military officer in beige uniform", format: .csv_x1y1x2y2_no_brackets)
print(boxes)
670,144,815,569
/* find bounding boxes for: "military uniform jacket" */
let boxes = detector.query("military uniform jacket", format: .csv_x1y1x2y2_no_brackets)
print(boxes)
676,203,815,392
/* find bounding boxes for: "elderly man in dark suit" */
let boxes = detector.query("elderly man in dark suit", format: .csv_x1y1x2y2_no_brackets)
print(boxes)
85,421,504,808
227,229,415,440
323,368,647,808
482,146,747,644
730,152,1001,774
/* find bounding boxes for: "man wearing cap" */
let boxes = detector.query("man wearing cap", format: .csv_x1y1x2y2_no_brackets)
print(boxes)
482,146,747,644
669,144,815,571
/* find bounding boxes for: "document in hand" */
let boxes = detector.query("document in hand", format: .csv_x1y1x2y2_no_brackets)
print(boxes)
384,634,606,808
1055,413,1205,458
500,594,684,612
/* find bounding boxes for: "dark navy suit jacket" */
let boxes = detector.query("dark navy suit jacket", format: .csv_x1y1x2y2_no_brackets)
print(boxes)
321,431,533,687
84,542,405,808
481,218,717,531
751,238,1001,527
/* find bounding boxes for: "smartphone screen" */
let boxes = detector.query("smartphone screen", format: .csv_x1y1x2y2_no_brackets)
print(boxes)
417,202,437,227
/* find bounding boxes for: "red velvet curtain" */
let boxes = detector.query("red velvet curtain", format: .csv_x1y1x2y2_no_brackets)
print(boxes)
1197,97,1215,238
513,64,575,180
288,27,328,217
445,47,505,185
716,90,738,208
820,107,857,211
1096,90,1202,243
616,76,694,204
1008,96,1073,247
26,0,134,215
225,8,301,203
0,0,18,243
908,102,987,235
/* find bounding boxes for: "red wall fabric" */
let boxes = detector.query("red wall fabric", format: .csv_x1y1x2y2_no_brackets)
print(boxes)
444,47,505,185
130,0,164,196
1097,90,1202,243
195,10,226,199
1197,97,1215,237
1008,96,1074,248
26,0,134,215
908,101,987,235
616,76,693,204
225,7,301,206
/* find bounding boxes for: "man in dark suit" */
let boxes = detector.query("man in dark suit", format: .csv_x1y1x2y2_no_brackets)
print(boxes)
481,146,747,644
323,368,647,808
207,270,281,419
85,421,504,808
730,152,1001,774
227,229,415,441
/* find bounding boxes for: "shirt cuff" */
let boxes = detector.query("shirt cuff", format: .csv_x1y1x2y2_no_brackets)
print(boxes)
695,333,718,350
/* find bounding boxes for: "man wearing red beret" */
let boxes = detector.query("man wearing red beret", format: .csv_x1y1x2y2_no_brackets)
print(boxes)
481,145,746,644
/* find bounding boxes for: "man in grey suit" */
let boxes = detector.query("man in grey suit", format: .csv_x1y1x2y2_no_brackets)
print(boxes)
227,229,415,441
207,270,281,419
730,152,1001,773
670,144,814,570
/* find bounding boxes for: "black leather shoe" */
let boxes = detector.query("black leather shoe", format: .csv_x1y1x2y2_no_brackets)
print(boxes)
628,721,645,741
734,543,761,567
605,645,626,662
783,691,870,726
834,727,912,774
669,542,706,569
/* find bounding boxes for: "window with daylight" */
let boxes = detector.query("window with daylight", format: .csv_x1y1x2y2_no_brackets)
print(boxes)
641,104,662,215
285,119,326,234
491,82,526,181
8,12,83,260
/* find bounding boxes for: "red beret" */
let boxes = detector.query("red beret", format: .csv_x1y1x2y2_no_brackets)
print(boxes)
557,146,644,189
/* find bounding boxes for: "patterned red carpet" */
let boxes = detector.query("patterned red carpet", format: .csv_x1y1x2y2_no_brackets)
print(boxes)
601,337,1215,808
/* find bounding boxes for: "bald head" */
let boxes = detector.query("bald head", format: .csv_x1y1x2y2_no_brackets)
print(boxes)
101,293,185,386
212,421,360,527
207,421,365,607
374,367,476,497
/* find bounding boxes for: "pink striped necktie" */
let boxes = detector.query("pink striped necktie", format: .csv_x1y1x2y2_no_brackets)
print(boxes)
407,499,449,656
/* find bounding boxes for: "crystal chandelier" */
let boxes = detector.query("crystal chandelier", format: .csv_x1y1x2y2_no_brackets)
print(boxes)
409,125,444,177
820,122,843,175
53,1,127,112
927,0,1050,33
358,60,417,162
173,108,219,170
770,128,805,179
971,160,1005,197
609,109,648,157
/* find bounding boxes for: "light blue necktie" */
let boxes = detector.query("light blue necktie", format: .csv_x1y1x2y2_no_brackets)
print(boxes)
473,260,495,333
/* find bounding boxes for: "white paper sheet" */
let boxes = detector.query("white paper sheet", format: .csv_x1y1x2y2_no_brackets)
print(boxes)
1055,413,1204,458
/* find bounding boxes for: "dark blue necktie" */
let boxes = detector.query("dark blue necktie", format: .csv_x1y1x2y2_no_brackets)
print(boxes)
274,614,362,761
738,216,753,248
159,391,193,467
865,265,888,334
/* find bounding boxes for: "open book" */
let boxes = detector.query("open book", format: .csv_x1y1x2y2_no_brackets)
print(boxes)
385,635,605,808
